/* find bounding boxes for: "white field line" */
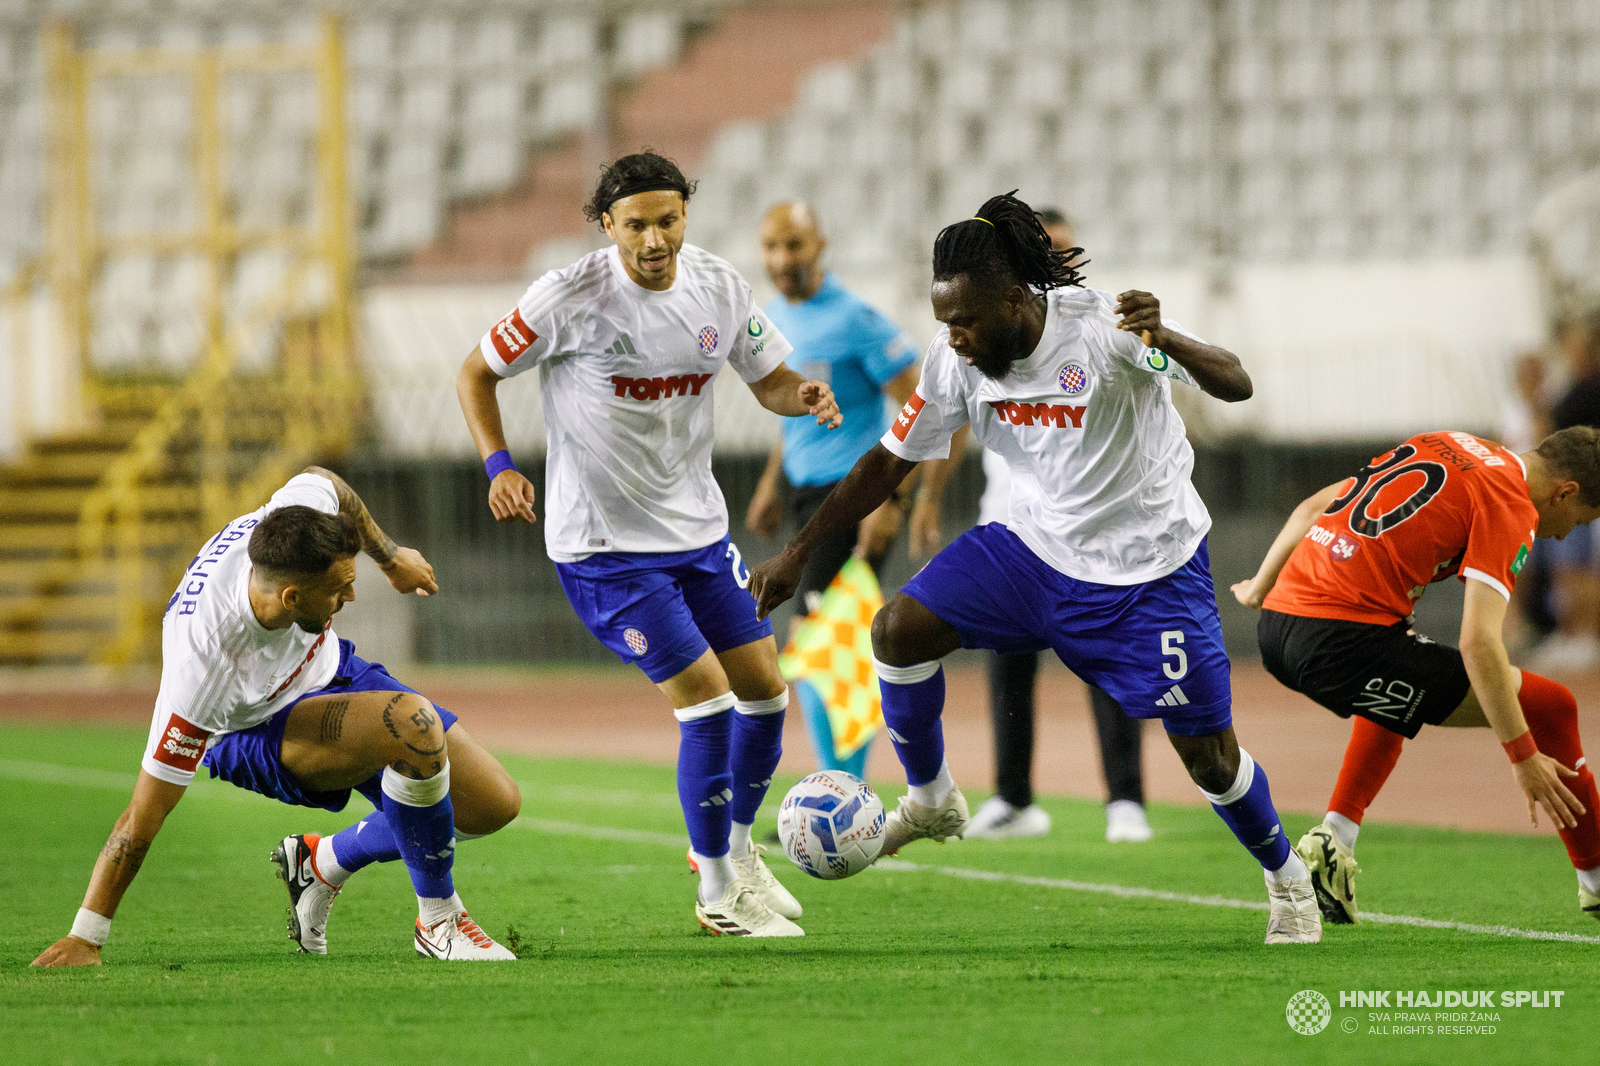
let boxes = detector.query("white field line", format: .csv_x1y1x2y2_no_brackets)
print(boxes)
7,758,1598,946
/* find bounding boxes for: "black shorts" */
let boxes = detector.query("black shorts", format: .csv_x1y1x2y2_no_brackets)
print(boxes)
1257,609,1471,739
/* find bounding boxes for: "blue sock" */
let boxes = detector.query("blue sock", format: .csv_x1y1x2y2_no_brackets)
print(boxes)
798,680,847,771
677,700,734,858
381,765,456,899
874,658,945,786
1202,750,1292,871
329,810,401,872
730,692,787,826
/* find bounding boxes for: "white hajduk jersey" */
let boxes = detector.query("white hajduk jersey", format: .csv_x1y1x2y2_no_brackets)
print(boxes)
883,287,1211,586
141,474,344,786
480,243,792,561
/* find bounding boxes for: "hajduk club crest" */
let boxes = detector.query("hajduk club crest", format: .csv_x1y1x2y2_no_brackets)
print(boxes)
1057,362,1089,396
698,326,719,355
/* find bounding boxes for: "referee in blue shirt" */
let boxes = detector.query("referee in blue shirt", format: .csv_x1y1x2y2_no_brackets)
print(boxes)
746,202,920,776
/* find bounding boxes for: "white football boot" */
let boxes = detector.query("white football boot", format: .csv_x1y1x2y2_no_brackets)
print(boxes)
414,911,517,960
1104,800,1153,843
1264,869,1323,944
271,833,339,955
689,846,803,920
695,879,805,937
880,785,970,857
1580,881,1600,922
963,796,1052,840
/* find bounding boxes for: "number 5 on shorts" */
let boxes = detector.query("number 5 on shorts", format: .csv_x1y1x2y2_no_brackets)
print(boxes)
1161,630,1187,680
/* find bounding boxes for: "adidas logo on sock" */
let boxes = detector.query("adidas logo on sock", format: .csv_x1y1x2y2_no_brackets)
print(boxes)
699,788,734,808
605,333,638,356
1155,684,1190,708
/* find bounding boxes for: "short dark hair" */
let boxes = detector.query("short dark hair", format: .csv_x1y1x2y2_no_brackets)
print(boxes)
1537,426,1600,506
932,191,1087,294
248,506,362,581
583,150,696,224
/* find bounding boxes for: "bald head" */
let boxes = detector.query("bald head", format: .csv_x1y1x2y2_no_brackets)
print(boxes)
760,201,827,301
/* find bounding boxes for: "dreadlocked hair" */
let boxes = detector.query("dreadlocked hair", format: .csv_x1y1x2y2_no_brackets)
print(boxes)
932,191,1087,292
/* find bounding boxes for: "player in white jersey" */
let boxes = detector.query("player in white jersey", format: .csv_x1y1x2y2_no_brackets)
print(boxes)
751,193,1322,944
457,152,840,937
32,471,521,966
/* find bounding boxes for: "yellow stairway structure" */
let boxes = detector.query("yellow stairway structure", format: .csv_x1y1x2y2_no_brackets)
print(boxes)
0,19,359,666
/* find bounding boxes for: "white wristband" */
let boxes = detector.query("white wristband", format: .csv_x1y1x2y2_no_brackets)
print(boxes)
71,907,111,946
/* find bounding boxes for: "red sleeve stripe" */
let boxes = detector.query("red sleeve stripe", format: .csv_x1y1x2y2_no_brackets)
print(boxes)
488,307,537,365
891,393,927,442
151,713,211,773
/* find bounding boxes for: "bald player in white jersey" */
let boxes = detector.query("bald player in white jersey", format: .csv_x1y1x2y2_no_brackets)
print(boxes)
752,192,1322,945
457,151,841,937
33,470,522,967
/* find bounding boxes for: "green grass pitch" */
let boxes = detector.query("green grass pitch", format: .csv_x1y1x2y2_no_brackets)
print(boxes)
3,722,1596,1065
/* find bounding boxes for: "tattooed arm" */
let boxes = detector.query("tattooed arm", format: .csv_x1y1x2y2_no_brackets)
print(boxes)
302,466,439,596
31,771,186,967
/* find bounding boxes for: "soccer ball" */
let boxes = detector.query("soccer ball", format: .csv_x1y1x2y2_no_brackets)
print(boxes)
777,770,886,880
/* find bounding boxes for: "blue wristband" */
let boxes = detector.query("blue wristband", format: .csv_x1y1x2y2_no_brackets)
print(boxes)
484,450,516,481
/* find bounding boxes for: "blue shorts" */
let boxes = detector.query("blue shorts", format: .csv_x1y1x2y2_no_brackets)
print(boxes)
555,536,774,683
901,524,1232,737
201,639,458,812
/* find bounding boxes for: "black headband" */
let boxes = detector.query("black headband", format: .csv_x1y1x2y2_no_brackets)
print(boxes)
602,179,688,216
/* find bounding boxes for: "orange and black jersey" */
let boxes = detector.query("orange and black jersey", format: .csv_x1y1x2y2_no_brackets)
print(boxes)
1264,431,1538,626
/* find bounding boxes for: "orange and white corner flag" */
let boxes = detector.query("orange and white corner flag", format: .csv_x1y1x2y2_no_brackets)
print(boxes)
778,557,884,759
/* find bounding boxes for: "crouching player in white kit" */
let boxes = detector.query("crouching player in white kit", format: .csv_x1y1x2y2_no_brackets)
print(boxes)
751,193,1323,944
31,470,521,966
457,152,840,937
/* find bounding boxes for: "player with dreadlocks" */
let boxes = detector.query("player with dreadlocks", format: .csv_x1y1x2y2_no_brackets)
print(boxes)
751,192,1324,944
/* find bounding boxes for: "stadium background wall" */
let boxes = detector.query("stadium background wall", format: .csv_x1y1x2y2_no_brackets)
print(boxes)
338,441,1468,665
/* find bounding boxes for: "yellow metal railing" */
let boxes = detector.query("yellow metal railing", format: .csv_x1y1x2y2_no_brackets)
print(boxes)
19,15,359,664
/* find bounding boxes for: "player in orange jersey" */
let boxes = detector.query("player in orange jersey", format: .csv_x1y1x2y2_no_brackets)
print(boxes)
1233,427,1600,925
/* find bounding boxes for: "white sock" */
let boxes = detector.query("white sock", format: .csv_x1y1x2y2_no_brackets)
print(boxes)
729,822,753,859
1325,811,1360,851
1266,850,1310,885
418,891,463,928
693,852,737,903
314,836,352,887
1578,865,1600,895
907,761,955,808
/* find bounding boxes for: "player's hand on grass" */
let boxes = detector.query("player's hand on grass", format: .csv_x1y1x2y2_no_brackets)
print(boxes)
1512,752,1585,829
30,935,102,968
749,549,806,620
746,482,783,538
798,380,843,429
1115,290,1165,348
908,495,942,558
488,469,537,524
1230,578,1266,609
379,546,438,596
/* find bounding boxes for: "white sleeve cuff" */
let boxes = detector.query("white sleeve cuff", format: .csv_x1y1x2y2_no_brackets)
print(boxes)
479,337,513,378
1462,567,1511,601
140,755,197,788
